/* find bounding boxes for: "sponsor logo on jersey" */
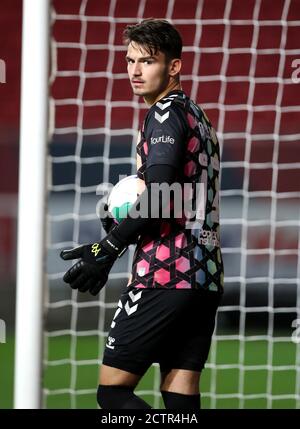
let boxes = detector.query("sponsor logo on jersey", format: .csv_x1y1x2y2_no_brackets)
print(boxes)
150,135,175,145
198,229,220,247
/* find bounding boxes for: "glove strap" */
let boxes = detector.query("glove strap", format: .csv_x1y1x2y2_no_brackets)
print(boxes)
102,228,128,258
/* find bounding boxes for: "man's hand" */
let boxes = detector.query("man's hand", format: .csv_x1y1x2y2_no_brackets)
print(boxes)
60,230,127,295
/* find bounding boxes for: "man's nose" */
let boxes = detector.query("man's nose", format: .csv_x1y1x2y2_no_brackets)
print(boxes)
133,62,142,76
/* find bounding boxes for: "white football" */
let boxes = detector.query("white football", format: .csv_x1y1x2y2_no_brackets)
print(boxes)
107,175,145,223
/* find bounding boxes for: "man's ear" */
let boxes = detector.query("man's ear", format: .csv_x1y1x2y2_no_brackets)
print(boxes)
169,58,182,77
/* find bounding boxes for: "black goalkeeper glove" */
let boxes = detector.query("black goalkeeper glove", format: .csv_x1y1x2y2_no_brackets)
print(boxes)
60,229,127,296
99,201,116,234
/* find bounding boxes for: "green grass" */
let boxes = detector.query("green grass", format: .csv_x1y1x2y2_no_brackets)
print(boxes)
1,336,299,409
0,335,14,408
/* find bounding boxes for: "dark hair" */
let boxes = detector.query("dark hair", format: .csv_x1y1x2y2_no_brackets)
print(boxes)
123,19,182,61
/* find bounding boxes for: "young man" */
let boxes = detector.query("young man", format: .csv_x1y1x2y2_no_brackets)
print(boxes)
60,19,224,409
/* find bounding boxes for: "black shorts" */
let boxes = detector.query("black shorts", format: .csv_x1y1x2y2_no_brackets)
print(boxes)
102,287,221,376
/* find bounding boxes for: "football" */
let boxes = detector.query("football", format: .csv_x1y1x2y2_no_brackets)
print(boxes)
107,175,145,223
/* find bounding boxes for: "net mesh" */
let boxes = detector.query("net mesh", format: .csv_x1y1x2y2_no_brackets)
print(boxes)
45,0,300,408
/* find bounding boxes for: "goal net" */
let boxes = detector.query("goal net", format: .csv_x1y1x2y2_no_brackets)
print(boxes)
45,0,300,408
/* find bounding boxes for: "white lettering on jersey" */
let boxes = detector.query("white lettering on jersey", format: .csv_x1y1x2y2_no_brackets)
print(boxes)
150,135,175,145
198,229,220,247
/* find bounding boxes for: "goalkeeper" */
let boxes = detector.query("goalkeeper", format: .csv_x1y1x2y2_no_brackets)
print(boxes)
61,19,224,410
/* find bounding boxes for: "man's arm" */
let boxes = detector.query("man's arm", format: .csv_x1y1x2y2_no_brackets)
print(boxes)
60,164,177,295
60,99,188,295
112,164,178,244
113,99,188,243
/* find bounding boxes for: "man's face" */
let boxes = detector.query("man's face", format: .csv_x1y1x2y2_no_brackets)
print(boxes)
126,42,170,102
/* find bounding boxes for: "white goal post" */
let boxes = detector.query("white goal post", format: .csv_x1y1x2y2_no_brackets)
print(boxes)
14,0,50,409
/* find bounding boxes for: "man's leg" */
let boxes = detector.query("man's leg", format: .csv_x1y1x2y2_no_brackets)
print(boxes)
97,364,152,409
159,291,221,410
160,369,201,409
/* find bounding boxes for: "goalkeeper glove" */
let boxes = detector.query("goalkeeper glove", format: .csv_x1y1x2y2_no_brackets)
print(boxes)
60,229,127,296
99,200,139,245
99,201,116,234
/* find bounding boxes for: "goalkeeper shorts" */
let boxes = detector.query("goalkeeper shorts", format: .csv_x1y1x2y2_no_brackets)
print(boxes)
102,287,221,375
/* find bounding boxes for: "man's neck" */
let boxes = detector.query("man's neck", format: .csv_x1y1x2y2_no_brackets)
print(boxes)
144,81,182,107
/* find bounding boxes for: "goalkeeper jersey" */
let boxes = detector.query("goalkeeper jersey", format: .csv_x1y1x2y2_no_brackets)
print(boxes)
129,90,224,293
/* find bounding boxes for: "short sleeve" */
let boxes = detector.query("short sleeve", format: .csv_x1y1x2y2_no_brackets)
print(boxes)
144,99,188,169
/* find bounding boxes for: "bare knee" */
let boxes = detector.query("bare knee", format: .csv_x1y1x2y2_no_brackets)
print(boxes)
160,369,201,395
99,364,142,387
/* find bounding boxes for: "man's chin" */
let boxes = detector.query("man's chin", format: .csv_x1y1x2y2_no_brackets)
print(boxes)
132,88,146,96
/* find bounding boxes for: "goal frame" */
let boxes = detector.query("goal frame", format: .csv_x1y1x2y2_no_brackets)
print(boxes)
14,0,49,409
